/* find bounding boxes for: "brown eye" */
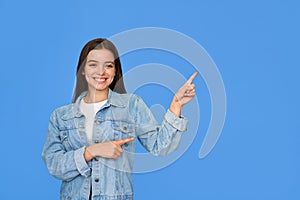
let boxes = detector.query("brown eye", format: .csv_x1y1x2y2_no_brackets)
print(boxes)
89,64,97,67
105,64,114,69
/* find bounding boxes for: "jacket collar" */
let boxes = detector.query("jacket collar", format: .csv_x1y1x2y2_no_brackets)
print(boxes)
75,89,126,107
62,89,126,120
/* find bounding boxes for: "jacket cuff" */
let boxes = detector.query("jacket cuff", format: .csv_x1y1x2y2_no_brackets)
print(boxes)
165,109,188,132
74,147,91,177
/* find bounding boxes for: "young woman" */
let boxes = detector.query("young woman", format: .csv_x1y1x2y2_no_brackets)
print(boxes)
42,38,197,200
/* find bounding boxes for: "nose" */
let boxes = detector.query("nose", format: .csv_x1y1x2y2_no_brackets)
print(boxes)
96,65,106,75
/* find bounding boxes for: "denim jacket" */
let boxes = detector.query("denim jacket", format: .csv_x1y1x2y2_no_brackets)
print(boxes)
42,89,188,200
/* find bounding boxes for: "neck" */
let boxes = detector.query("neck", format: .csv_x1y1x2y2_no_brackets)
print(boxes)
85,89,109,103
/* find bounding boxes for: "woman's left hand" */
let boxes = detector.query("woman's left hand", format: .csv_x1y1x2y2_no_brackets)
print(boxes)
169,72,198,116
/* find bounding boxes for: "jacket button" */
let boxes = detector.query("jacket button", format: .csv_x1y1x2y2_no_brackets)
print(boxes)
95,178,99,182
94,140,99,143
123,126,127,131
95,120,100,124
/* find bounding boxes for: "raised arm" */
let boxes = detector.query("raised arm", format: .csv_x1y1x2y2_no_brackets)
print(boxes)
169,72,198,117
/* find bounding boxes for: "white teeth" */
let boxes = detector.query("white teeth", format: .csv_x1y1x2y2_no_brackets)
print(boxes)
94,78,106,82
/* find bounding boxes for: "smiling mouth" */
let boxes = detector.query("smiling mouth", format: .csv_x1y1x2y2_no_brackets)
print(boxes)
94,77,107,83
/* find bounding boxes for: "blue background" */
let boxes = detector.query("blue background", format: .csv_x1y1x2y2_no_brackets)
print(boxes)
0,0,299,199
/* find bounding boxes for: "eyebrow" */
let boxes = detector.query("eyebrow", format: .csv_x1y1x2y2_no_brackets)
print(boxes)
87,60,98,63
87,60,114,63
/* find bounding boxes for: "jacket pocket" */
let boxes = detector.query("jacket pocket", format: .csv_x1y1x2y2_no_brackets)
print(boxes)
111,121,135,172
59,131,73,151
112,121,135,140
112,121,135,149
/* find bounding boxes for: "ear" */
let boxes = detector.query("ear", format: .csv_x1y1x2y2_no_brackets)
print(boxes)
81,70,85,75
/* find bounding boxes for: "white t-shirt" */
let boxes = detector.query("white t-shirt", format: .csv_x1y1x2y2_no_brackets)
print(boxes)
79,98,107,144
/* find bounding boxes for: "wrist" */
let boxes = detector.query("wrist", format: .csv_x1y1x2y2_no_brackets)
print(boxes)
170,98,182,117
84,146,94,162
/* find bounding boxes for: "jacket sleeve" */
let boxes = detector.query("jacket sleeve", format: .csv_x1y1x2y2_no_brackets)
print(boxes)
133,96,188,156
42,110,91,181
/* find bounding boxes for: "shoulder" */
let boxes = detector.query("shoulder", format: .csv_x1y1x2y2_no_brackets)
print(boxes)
50,103,76,120
53,103,74,113
110,91,141,107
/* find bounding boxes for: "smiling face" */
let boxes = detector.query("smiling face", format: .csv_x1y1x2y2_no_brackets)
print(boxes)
82,49,116,93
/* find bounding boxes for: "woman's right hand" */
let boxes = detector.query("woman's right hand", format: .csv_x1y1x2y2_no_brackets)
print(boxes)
84,138,134,162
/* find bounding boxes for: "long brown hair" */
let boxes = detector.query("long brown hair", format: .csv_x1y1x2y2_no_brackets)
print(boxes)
72,38,126,102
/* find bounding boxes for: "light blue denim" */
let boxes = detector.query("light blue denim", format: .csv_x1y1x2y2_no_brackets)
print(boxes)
42,89,188,200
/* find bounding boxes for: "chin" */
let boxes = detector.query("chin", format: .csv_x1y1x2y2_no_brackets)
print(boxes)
95,86,110,91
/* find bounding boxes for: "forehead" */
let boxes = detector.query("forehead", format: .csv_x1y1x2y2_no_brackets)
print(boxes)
87,49,114,62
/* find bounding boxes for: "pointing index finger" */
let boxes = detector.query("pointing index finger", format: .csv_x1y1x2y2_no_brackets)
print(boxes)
112,137,134,146
186,72,198,84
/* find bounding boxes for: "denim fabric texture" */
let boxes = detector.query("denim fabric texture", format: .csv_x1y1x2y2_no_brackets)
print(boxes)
42,89,188,200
